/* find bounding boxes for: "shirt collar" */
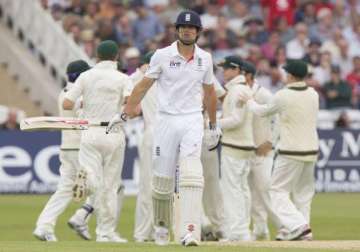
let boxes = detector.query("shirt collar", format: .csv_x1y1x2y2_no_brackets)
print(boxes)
286,81,307,89
94,61,117,70
170,41,200,59
225,75,246,89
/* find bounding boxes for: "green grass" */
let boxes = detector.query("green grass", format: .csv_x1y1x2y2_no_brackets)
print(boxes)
0,193,359,251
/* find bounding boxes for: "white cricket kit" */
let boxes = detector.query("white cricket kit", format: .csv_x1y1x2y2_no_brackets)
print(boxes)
65,61,132,238
35,82,81,233
146,41,214,242
247,81,273,239
201,76,226,237
130,67,157,241
247,81,319,232
219,75,254,240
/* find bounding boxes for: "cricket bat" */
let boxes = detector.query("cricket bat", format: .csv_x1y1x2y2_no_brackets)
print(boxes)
20,116,109,131
173,164,181,242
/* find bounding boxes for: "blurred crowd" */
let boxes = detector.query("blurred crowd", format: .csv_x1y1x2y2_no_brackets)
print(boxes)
40,0,360,110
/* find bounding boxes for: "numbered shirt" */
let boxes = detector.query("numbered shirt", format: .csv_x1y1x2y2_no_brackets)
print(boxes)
145,41,214,115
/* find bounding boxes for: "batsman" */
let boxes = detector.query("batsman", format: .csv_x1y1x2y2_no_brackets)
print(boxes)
107,10,219,246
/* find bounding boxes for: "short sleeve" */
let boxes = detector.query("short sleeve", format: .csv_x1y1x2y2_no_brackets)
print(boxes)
213,76,226,98
203,56,213,85
145,50,162,80
65,74,85,102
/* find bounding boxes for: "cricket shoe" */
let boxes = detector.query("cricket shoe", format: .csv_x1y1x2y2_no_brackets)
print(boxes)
300,232,313,241
33,228,57,242
283,224,312,241
181,232,200,246
73,170,87,202
154,226,169,246
96,233,128,243
67,216,91,240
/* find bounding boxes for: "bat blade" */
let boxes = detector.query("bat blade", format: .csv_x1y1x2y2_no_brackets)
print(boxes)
20,117,91,131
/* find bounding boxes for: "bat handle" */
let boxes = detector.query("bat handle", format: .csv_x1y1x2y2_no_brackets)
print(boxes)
100,122,109,126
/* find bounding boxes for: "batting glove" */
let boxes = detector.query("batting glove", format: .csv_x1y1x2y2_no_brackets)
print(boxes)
204,122,222,151
106,112,127,134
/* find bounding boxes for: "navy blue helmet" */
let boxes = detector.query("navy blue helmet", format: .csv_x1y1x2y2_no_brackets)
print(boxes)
175,10,202,30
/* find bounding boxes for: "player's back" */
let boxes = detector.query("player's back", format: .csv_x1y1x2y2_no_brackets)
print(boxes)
78,61,130,121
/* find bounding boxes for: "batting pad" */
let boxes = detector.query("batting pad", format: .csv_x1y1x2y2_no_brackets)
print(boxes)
152,175,174,228
178,157,204,241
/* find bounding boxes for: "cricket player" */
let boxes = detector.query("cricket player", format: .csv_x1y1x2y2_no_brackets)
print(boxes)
107,10,219,246
217,55,254,241
66,60,129,241
201,76,226,241
63,40,132,242
241,61,273,240
129,51,157,242
240,59,319,241
33,60,90,242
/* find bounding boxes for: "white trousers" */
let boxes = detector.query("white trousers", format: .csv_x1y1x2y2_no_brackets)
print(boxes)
270,155,315,232
201,142,225,233
36,150,79,232
248,154,273,236
79,128,125,237
220,154,251,239
134,126,154,240
152,112,204,177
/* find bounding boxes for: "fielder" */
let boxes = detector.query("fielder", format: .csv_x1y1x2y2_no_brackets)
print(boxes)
107,10,220,246
201,76,226,241
240,59,319,241
63,40,132,242
242,61,273,241
33,60,90,242
129,51,157,242
217,55,254,241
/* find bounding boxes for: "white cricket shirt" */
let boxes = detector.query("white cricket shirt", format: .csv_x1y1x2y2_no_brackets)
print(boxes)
145,41,214,115
65,61,132,121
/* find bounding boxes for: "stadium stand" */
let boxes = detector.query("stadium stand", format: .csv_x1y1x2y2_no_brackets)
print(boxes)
0,0,359,127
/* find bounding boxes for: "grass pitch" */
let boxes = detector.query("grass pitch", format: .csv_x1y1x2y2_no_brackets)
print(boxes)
0,193,359,252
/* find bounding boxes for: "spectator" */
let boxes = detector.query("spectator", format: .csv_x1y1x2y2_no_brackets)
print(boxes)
261,31,282,61
309,7,337,43
97,18,117,42
124,47,141,75
274,17,295,44
131,0,165,52
294,1,317,26
159,0,183,24
223,1,249,35
244,16,268,45
208,15,238,50
303,38,322,67
346,56,360,108
98,0,116,20
262,62,284,93
114,14,133,46
200,0,220,31
261,0,296,30
286,22,309,60
1,109,20,130
334,38,353,78
82,1,100,29
64,0,85,16
313,51,332,86
232,32,251,59
323,65,352,109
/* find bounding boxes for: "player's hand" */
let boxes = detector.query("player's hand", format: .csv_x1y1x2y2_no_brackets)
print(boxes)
106,112,127,134
204,122,222,151
238,92,252,103
256,141,272,156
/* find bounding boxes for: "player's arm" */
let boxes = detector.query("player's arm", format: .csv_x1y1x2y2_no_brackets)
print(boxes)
241,92,283,117
203,84,217,125
63,74,85,110
219,95,246,130
124,77,155,118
